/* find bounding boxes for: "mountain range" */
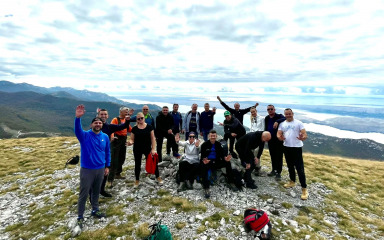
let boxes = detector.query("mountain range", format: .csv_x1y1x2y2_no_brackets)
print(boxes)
0,80,383,161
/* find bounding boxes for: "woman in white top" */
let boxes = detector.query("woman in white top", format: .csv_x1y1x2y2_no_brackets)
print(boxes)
249,107,265,175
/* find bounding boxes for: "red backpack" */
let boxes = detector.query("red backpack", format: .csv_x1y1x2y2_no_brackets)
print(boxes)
243,209,272,239
146,153,159,174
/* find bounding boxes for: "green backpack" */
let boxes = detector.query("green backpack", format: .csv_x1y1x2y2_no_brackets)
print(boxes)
144,220,172,240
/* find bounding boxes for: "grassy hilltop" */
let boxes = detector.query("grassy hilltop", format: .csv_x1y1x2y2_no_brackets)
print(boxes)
0,137,383,239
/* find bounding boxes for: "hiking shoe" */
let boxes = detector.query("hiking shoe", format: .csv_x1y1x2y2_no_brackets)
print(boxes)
301,188,309,200
230,152,238,159
133,180,140,189
173,153,181,159
77,218,84,229
185,181,193,190
106,181,113,188
246,181,258,189
204,189,210,199
284,180,296,188
115,174,126,180
267,170,276,177
177,182,186,192
275,173,282,181
156,177,164,185
100,191,112,198
91,210,106,219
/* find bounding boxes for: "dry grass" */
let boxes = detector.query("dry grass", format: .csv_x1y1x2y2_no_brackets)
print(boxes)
1,137,384,239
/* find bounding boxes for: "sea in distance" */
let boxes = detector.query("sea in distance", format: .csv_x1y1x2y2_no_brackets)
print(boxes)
112,91,384,144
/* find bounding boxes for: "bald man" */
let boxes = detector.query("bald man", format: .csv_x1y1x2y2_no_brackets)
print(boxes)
235,131,271,189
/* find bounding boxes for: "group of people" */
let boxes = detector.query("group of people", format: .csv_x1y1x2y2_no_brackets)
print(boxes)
73,96,309,228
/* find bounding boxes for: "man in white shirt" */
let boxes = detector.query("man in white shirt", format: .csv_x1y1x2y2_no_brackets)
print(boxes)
277,108,309,200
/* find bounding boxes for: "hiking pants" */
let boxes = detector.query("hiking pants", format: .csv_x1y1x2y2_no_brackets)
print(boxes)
156,133,177,162
179,161,200,183
78,167,104,217
284,146,307,188
201,160,234,189
133,148,159,180
109,135,127,181
268,139,284,174
166,129,179,154
235,144,255,185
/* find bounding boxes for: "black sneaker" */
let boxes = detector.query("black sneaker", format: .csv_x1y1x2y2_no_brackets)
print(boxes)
275,173,282,181
267,170,276,177
204,189,210,199
77,218,84,229
246,182,258,189
91,210,106,219
100,191,112,198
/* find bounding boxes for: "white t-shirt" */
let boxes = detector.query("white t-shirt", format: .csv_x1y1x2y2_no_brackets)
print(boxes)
278,119,305,147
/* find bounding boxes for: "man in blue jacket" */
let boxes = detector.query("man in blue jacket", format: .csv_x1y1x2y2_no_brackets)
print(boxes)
74,104,111,229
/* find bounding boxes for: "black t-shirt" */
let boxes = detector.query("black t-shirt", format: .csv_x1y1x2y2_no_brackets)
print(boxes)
131,124,153,152
189,113,197,132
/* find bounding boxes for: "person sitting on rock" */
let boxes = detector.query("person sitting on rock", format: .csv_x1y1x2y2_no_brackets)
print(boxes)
175,131,201,192
200,129,239,199
235,131,271,189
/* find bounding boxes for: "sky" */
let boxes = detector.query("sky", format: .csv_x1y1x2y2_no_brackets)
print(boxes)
1,0,384,97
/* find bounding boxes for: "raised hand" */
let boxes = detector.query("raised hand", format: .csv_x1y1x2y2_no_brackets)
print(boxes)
224,154,232,162
128,108,134,115
76,104,85,118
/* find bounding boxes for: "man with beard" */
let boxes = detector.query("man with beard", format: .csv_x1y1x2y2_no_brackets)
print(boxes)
74,104,110,229
95,108,133,197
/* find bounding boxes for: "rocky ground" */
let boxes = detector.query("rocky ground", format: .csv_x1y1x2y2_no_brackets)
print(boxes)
1,140,380,240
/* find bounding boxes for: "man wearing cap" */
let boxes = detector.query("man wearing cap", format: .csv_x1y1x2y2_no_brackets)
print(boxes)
217,96,258,124
175,131,201,192
235,131,271,189
74,104,110,228
107,107,132,187
218,111,246,158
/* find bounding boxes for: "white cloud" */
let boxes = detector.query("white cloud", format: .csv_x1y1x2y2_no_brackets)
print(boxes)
1,0,384,96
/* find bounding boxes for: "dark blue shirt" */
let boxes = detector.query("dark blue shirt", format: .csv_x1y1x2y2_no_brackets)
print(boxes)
200,110,216,131
171,111,182,132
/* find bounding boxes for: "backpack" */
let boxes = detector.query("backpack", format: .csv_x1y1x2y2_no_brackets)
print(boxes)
65,155,79,168
243,208,272,239
146,153,159,175
144,220,173,240
219,139,229,156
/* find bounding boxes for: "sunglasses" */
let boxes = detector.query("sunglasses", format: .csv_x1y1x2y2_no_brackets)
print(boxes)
267,108,274,111
189,136,195,138
137,117,144,120
143,109,148,110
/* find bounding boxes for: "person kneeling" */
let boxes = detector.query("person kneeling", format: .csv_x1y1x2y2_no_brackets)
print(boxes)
176,132,201,192
200,130,239,199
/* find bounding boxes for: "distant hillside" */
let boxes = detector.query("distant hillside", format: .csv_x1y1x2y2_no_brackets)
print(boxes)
213,126,384,161
0,91,160,138
0,80,142,106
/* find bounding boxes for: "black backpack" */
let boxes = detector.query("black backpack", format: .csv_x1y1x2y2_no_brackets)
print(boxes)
65,155,79,168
